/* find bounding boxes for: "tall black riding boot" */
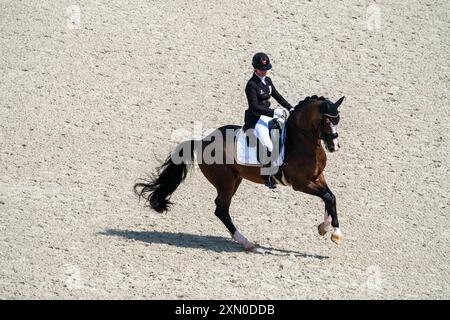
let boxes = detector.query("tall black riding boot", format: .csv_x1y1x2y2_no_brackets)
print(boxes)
262,151,276,189
265,174,276,189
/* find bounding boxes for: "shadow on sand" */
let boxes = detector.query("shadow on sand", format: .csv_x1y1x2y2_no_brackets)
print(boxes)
101,229,329,260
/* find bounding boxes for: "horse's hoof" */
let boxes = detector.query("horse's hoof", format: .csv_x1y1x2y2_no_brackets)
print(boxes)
318,223,329,236
331,232,343,244
244,243,256,252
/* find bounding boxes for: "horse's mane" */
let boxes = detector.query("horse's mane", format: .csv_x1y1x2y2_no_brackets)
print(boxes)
294,95,328,110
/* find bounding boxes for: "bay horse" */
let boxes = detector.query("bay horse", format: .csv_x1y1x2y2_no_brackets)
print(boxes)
133,95,345,251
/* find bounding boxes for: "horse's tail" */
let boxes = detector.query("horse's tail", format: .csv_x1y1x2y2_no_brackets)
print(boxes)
133,140,196,213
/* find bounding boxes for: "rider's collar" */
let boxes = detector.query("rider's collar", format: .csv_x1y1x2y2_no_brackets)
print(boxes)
254,72,266,84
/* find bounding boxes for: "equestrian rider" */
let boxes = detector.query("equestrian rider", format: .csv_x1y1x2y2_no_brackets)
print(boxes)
244,52,293,188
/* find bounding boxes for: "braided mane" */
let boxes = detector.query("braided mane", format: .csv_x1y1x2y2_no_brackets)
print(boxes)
294,95,328,110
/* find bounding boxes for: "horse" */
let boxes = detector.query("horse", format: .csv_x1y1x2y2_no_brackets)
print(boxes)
133,95,345,251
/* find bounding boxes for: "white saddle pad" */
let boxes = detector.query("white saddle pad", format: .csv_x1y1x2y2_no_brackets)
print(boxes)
235,119,286,166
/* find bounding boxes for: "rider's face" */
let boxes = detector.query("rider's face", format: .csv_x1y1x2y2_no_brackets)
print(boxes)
255,69,268,77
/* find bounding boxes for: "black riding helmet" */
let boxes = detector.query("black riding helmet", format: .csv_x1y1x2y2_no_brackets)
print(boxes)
252,52,272,71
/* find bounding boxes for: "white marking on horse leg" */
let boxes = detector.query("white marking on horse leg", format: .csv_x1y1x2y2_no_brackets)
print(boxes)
324,211,332,226
331,227,343,244
333,227,342,236
322,211,332,229
318,212,332,236
232,229,254,250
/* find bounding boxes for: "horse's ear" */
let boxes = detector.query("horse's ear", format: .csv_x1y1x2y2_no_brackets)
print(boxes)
335,96,345,108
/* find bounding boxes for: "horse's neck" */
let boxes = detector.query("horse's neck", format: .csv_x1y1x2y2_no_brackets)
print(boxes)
297,103,319,133
286,124,321,155
286,105,322,155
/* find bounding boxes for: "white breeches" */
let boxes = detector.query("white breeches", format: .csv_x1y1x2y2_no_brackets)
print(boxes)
254,115,284,153
254,116,273,152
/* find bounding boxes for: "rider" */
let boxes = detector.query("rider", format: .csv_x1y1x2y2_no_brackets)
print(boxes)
244,52,293,188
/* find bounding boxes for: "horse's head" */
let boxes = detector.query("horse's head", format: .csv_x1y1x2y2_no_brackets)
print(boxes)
319,96,344,152
289,95,345,152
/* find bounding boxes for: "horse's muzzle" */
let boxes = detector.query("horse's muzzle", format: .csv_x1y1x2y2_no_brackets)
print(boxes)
325,139,340,152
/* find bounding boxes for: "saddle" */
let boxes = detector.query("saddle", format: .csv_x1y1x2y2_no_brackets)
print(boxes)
235,117,290,186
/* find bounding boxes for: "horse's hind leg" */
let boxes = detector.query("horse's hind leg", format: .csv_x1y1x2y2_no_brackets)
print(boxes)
200,163,253,251
214,177,254,251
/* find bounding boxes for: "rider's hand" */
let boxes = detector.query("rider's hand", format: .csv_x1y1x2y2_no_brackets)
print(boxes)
274,108,288,119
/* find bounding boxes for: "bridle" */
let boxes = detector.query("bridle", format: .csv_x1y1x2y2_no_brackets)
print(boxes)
319,102,340,142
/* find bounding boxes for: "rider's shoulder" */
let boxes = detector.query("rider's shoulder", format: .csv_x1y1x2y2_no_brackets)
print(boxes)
246,77,258,88
247,74,258,81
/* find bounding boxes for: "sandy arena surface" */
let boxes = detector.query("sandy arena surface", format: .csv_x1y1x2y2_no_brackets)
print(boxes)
0,0,449,299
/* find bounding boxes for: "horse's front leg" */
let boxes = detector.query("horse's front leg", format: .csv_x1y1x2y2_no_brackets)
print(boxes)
292,177,342,244
316,174,342,244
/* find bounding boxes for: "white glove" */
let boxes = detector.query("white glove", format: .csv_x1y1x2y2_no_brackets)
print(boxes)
274,108,288,119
